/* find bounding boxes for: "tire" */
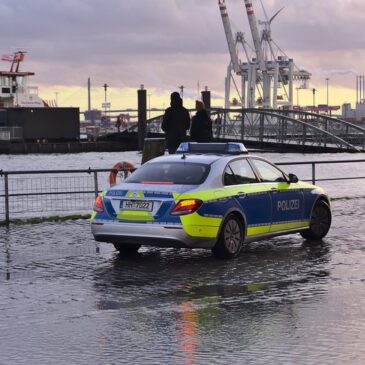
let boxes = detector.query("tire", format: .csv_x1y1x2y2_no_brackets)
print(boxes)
113,243,141,254
301,200,331,240
212,214,244,259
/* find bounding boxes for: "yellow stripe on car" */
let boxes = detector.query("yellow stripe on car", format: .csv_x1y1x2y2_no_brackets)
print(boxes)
180,213,221,238
117,210,154,221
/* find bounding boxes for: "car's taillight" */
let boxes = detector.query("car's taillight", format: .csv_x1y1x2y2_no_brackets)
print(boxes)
170,199,203,216
93,195,104,212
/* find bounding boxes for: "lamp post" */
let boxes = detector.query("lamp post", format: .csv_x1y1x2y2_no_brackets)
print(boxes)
178,85,184,99
103,83,109,115
325,78,329,113
312,88,316,108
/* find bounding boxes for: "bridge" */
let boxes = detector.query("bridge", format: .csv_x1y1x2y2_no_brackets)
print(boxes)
143,108,365,152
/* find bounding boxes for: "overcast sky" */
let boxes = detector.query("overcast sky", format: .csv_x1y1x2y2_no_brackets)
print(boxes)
1,0,364,108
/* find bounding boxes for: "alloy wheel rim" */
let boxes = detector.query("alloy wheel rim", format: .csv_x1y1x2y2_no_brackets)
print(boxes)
311,205,330,236
224,219,241,253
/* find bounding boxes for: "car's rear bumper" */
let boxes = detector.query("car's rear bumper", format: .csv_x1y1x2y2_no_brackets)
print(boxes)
91,219,216,249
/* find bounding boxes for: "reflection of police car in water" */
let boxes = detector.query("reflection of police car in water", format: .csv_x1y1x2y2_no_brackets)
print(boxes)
91,143,331,259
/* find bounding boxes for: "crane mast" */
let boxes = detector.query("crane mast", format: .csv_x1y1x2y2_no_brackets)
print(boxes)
243,0,265,72
218,0,241,74
244,0,273,108
218,0,311,110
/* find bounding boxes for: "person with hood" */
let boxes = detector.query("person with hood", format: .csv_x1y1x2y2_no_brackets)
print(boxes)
190,100,213,143
161,92,190,154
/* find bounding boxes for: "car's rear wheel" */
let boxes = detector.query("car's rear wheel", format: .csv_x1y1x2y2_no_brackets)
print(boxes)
300,200,331,240
212,214,244,259
113,243,141,254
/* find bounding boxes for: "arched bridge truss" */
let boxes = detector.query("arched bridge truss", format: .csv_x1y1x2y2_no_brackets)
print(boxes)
144,108,365,152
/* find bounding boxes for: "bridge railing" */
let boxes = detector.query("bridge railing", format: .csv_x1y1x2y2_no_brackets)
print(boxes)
273,109,365,150
144,108,365,151
1,159,365,226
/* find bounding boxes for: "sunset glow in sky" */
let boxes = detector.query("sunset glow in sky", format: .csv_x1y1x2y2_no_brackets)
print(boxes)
1,0,364,112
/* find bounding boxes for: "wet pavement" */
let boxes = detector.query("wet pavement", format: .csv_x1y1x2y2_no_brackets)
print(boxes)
1,197,365,364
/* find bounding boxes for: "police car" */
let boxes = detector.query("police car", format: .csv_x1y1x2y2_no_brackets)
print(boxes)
91,143,331,259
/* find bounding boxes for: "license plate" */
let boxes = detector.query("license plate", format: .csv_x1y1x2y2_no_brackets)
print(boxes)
120,200,153,212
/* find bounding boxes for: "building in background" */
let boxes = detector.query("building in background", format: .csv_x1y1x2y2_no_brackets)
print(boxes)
0,51,79,142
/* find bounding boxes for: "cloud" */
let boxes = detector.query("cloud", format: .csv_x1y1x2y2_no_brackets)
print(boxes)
0,0,363,98
329,69,359,76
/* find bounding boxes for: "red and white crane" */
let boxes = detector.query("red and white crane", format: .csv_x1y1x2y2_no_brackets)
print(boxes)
218,0,311,109
218,0,241,75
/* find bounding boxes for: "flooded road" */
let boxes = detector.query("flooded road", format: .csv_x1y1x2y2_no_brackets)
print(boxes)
1,197,365,364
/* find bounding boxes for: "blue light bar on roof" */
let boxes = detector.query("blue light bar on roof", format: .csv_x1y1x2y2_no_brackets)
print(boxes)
176,142,248,155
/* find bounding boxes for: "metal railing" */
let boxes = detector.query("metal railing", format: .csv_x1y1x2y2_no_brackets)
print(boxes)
276,159,365,184
0,168,111,225
1,159,365,226
145,109,365,151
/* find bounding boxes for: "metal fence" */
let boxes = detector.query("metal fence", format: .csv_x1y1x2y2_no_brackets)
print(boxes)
1,159,365,225
145,109,365,151
0,168,111,225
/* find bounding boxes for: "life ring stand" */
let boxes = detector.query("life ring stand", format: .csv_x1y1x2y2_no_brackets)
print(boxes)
109,161,136,187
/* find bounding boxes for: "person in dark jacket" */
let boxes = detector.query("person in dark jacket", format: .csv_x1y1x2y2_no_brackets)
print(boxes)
161,92,190,154
190,100,213,143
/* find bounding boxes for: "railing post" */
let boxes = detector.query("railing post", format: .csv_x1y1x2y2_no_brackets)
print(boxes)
223,110,227,138
93,171,99,197
259,113,264,142
215,111,222,138
324,119,328,148
4,172,10,226
312,162,316,184
302,124,306,146
241,110,245,141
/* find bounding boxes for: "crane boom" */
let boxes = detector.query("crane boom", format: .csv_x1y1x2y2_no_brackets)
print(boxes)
243,0,266,71
218,0,240,74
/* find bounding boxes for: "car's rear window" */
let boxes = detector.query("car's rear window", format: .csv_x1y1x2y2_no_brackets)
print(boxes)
125,162,210,185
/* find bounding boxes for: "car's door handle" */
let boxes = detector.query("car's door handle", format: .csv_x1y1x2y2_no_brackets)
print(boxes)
270,188,278,194
237,192,246,198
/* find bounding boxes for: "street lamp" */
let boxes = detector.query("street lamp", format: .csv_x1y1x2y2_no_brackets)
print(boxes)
325,78,329,112
103,83,109,115
312,88,316,108
178,85,184,99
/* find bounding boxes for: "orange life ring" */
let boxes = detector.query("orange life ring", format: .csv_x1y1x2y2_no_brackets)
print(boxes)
109,161,136,187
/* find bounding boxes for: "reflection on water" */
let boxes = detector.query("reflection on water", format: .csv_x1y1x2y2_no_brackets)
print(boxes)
178,301,199,365
1,199,365,364
90,239,331,364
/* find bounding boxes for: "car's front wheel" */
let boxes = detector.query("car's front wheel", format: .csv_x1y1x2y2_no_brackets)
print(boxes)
113,243,141,254
301,200,331,240
212,214,244,259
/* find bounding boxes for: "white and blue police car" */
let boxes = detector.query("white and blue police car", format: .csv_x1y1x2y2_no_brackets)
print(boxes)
91,142,331,258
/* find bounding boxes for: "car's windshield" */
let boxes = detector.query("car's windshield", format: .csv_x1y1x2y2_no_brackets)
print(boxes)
125,161,210,185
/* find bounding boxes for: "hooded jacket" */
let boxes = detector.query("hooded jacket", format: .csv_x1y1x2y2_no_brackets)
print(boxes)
161,92,190,153
190,109,213,143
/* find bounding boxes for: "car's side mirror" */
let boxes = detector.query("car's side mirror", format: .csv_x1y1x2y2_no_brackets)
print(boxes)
288,173,299,183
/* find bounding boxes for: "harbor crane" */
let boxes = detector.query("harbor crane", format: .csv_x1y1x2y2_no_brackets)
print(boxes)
218,0,311,109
